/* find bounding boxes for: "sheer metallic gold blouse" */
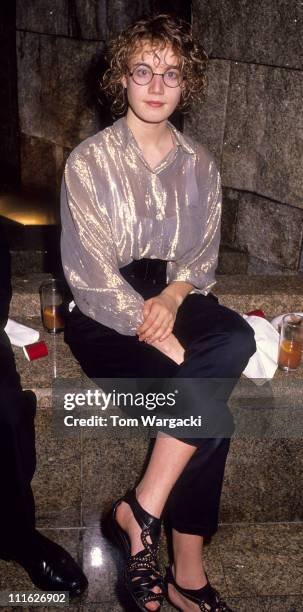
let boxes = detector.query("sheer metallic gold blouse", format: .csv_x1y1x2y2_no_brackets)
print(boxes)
60,116,222,336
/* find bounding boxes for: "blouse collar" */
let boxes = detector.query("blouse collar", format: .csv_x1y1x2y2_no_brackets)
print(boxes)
113,116,196,156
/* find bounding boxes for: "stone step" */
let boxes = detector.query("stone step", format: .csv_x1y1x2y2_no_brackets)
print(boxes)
10,249,47,275
9,272,303,319
9,242,248,276
9,241,298,277
9,315,303,528
10,273,52,319
213,273,303,315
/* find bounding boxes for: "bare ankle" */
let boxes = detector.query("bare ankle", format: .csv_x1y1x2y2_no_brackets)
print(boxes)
134,493,161,520
173,562,208,589
116,500,132,527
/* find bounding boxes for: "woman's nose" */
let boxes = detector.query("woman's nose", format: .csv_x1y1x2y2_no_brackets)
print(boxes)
148,74,165,94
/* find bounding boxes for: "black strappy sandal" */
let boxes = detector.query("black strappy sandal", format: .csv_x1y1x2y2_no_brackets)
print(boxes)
164,564,234,612
105,488,164,611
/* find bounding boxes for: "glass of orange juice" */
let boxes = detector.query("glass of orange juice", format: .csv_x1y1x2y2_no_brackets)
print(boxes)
39,279,66,333
278,313,303,371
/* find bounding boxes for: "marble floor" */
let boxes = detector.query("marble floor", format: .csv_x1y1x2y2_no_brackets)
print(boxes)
0,522,302,611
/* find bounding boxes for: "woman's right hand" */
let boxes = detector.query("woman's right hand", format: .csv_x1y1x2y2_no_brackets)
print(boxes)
145,332,185,365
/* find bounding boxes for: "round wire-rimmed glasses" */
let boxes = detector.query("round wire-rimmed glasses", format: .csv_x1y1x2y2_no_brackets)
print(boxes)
127,64,184,87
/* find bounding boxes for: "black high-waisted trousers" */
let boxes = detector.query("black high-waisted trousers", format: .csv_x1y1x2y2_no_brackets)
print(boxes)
64,258,256,537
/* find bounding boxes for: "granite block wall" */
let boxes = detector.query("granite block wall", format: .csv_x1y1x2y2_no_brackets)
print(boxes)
0,1,20,189
16,0,170,201
15,0,189,201
16,0,107,200
185,0,303,273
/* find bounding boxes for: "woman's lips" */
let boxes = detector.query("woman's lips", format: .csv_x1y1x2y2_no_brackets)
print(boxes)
146,102,165,107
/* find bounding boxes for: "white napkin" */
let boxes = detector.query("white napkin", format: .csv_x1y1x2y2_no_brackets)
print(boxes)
241,314,280,385
4,318,40,347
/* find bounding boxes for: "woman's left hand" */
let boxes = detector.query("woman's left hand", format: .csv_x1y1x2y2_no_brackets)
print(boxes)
136,293,179,343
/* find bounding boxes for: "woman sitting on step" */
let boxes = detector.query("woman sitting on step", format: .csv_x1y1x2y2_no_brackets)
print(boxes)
60,13,256,612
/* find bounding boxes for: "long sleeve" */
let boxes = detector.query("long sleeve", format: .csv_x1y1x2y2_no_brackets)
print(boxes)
60,152,145,336
166,155,221,295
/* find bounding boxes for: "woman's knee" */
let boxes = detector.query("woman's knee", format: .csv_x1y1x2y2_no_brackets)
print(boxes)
226,316,256,366
193,308,256,361
202,311,256,374
187,436,231,454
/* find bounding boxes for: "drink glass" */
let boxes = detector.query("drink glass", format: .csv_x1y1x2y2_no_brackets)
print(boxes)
277,313,303,371
39,279,65,333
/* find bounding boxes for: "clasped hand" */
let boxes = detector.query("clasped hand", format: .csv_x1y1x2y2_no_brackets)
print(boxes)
136,292,178,343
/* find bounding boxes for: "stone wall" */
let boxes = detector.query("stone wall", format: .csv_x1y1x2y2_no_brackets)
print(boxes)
16,1,176,202
15,0,189,209
0,1,20,190
185,0,303,273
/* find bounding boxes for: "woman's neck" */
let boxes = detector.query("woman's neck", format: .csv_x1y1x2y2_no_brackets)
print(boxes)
123,110,173,151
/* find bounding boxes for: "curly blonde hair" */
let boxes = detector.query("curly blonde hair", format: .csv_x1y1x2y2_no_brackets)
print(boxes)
100,13,208,116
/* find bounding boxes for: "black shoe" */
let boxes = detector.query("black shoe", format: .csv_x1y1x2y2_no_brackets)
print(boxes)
104,487,164,611
164,564,234,612
8,530,88,599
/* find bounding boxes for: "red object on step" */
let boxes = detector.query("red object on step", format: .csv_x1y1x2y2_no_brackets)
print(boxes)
245,309,266,318
23,341,48,361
